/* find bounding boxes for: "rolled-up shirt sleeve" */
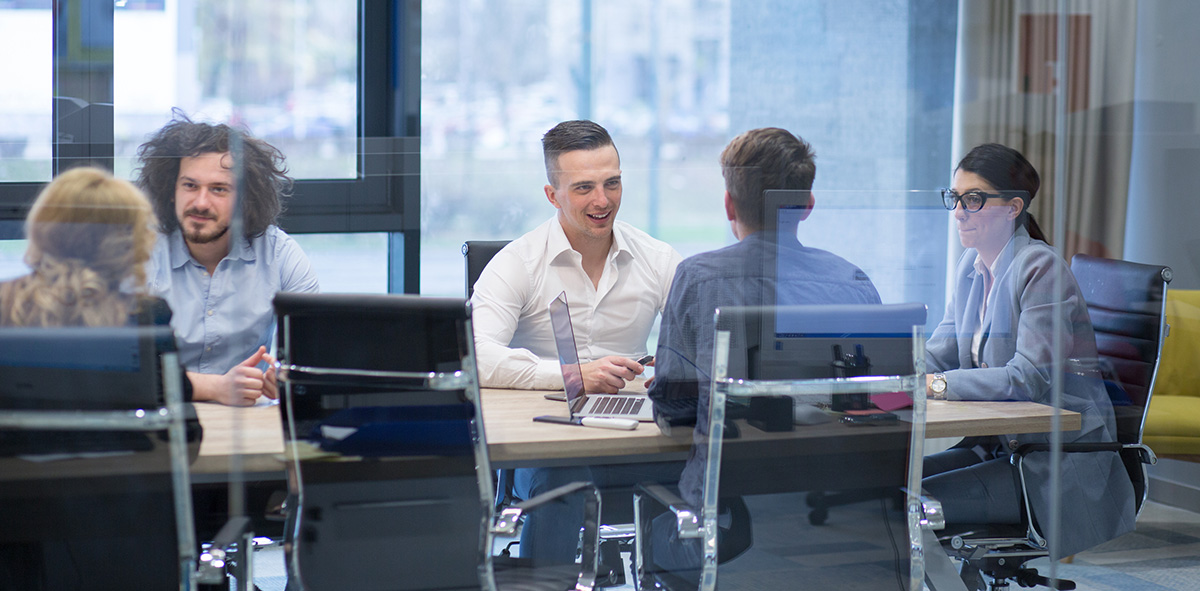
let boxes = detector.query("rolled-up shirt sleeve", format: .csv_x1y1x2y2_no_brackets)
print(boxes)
471,249,564,390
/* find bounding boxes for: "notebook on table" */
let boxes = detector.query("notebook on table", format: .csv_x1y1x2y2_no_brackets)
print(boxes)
548,291,655,422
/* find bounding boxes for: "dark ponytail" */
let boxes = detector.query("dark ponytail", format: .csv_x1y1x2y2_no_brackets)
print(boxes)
956,143,1048,245
1023,214,1047,243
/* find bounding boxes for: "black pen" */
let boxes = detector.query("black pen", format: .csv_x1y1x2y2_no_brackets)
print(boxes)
533,415,638,430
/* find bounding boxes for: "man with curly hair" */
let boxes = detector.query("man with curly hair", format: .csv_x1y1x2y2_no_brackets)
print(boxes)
136,114,319,406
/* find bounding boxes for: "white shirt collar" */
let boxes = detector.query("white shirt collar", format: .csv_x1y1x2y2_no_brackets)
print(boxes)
547,216,633,265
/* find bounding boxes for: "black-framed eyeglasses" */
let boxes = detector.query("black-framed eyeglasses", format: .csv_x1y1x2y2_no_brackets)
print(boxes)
940,188,1025,213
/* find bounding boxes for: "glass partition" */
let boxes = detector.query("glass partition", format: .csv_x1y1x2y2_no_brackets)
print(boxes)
4,0,1200,588
0,191,200,588
427,1,1200,588
691,303,927,590
620,192,941,590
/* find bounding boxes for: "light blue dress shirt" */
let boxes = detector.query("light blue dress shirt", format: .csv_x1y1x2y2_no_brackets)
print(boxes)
146,226,320,374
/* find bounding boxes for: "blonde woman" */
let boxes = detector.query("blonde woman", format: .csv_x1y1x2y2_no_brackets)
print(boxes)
0,166,161,327
0,167,196,590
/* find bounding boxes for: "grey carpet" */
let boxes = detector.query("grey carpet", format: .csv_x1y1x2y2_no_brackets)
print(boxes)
247,500,1200,591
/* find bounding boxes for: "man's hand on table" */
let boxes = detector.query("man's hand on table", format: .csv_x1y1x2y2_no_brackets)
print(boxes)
190,346,279,406
580,356,648,394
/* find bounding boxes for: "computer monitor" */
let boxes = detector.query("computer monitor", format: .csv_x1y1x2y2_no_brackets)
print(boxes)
762,189,815,312
0,325,173,411
719,303,926,382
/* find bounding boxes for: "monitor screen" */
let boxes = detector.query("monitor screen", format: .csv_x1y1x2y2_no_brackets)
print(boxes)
547,292,587,412
719,303,926,382
0,326,170,410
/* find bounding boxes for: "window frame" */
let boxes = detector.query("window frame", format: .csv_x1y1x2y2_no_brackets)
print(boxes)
0,0,421,292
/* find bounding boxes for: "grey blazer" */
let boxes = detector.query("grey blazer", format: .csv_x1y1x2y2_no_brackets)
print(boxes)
926,226,1136,556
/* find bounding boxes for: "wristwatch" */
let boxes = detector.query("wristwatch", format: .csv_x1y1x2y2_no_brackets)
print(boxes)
929,373,947,399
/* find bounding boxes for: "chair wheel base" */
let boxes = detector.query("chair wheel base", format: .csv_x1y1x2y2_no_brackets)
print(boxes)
808,507,828,525
595,539,626,588
976,564,1075,591
1010,567,1075,590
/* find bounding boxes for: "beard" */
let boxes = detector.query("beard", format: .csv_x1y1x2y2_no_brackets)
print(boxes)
181,209,231,245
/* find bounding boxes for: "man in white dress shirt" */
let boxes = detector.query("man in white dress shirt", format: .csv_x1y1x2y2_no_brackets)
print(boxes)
470,120,682,568
471,119,682,392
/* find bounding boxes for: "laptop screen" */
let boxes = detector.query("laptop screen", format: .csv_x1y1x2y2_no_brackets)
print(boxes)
548,292,587,413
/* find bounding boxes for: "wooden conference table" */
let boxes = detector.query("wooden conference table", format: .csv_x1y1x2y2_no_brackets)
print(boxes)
192,389,1082,475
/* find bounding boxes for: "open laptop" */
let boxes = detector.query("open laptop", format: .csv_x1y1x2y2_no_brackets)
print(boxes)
548,291,655,421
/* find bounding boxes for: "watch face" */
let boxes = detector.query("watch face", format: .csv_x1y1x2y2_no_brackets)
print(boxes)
931,376,946,393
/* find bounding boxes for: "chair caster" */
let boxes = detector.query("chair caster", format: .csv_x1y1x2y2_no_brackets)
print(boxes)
806,491,828,525
808,507,828,525
1012,568,1075,590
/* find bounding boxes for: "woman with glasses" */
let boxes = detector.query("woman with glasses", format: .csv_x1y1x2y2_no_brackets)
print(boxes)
922,143,1134,559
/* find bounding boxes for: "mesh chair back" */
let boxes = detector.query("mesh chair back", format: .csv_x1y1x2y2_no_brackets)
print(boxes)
463,240,511,297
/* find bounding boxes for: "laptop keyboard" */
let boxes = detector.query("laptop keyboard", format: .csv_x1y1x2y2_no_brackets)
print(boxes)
591,395,645,416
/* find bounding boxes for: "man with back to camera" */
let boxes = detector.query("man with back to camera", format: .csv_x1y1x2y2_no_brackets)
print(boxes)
470,120,683,567
645,127,882,571
136,114,320,407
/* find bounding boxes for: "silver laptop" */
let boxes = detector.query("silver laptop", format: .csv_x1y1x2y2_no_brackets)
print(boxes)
548,292,655,422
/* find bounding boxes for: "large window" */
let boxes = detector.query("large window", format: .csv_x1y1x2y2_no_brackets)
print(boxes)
112,1,359,180
419,0,957,318
0,0,419,292
0,3,52,183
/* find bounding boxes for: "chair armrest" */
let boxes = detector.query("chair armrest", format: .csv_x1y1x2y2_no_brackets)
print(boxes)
916,491,945,531
490,480,601,591
490,480,600,536
632,482,703,591
1012,442,1158,464
1008,440,1158,549
1012,442,1120,456
1129,443,1159,465
635,482,701,540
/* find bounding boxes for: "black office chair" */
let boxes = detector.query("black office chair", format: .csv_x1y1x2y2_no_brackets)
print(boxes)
1072,254,1172,461
463,239,525,525
937,255,1171,591
274,292,601,591
635,304,929,591
464,239,640,585
464,240,512,298
0,326,204,591
462,239,516,510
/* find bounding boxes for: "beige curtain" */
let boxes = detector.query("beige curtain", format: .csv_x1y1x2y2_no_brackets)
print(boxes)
954,0,1137,259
